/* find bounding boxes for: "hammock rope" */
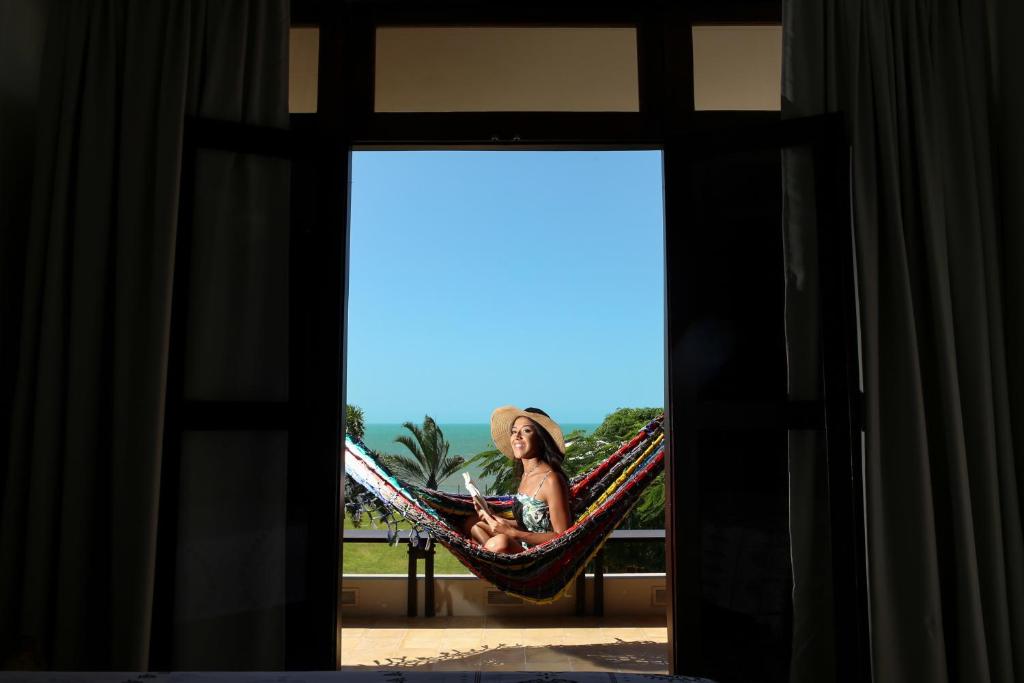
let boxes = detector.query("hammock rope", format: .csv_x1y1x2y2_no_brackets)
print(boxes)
344,416,665,603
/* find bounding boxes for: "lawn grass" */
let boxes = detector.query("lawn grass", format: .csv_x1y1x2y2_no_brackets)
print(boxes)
341,517,665,574
342,516,472,575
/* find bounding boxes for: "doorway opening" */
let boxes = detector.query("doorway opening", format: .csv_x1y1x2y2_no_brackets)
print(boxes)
340,149,668,673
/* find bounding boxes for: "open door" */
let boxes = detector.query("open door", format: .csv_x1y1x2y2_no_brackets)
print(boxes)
150,117,346,670
663,113,869,681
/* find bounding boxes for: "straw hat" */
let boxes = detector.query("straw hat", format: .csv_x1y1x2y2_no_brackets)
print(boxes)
490,406,565,459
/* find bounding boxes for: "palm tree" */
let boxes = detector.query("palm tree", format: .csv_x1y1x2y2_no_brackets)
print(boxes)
345,404,366,440
384,415,465,489
466,447,515,495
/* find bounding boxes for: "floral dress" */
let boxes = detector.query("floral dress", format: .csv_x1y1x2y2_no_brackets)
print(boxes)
514,471,554,547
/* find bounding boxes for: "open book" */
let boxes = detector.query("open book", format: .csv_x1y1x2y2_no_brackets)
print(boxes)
463,472,492,514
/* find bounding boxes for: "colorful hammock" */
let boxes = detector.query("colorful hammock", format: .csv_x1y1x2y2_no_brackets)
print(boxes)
344,416,665,603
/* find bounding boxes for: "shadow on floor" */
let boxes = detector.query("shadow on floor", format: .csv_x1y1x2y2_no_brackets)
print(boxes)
344,638,668,672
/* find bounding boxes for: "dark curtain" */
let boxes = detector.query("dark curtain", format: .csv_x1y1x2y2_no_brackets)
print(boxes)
0,0,50,518
784,0,1024,681
0,0,288,669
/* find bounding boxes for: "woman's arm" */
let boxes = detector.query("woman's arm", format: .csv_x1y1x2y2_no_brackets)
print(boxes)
473,500,520,528
544,474,572,532
480,474,570,546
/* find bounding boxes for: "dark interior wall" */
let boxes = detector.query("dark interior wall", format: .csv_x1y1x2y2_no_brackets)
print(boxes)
0,0,51,482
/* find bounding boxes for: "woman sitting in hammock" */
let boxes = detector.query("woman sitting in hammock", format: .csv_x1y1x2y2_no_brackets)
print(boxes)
465,406,572,553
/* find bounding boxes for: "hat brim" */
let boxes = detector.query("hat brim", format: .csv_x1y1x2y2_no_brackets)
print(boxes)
490,406,565,460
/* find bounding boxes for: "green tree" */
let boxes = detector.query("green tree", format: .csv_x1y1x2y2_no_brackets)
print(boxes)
565,407,664,528
593,407,663,442
564,407,662,473
385,416,465,489
346,404,366,440
467,447,516,495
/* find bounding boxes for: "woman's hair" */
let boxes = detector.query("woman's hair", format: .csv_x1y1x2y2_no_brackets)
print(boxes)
510,409,566,481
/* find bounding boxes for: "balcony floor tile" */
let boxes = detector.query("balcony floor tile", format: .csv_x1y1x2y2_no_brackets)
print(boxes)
340,616,668,674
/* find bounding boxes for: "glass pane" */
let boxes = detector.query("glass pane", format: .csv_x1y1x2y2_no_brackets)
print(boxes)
375,27,640,112
184,149,289,402
687,145,787,400
173,431,288,668
693,25,782,111
289,27,319,113
788,428,835,681
782,143,823,400
686,142,792,680
783,143,835,679
700,429,792,682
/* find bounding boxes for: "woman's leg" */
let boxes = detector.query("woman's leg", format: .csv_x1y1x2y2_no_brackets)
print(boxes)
461,515,493,545
483,533,524,554
469,521,492,546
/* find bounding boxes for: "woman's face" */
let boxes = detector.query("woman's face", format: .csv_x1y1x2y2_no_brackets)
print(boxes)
510,417,542,461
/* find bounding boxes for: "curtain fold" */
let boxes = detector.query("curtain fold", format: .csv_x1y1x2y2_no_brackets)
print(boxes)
783,1,1024,681
0,0,287,669
0,0,50,513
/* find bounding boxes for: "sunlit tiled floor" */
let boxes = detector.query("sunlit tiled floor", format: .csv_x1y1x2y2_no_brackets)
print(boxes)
340,615,668,673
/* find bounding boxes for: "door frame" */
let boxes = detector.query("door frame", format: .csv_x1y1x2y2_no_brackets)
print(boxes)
292,0,868,678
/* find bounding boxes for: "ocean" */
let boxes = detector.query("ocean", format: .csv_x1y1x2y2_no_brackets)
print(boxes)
358,422,598,494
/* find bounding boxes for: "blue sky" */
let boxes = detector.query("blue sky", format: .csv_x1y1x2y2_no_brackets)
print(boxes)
346,150,665,424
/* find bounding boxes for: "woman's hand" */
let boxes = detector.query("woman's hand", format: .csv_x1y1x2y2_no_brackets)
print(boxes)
480,510,516,537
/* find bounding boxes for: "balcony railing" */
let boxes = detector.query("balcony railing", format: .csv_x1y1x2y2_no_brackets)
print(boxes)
342,528,666,617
